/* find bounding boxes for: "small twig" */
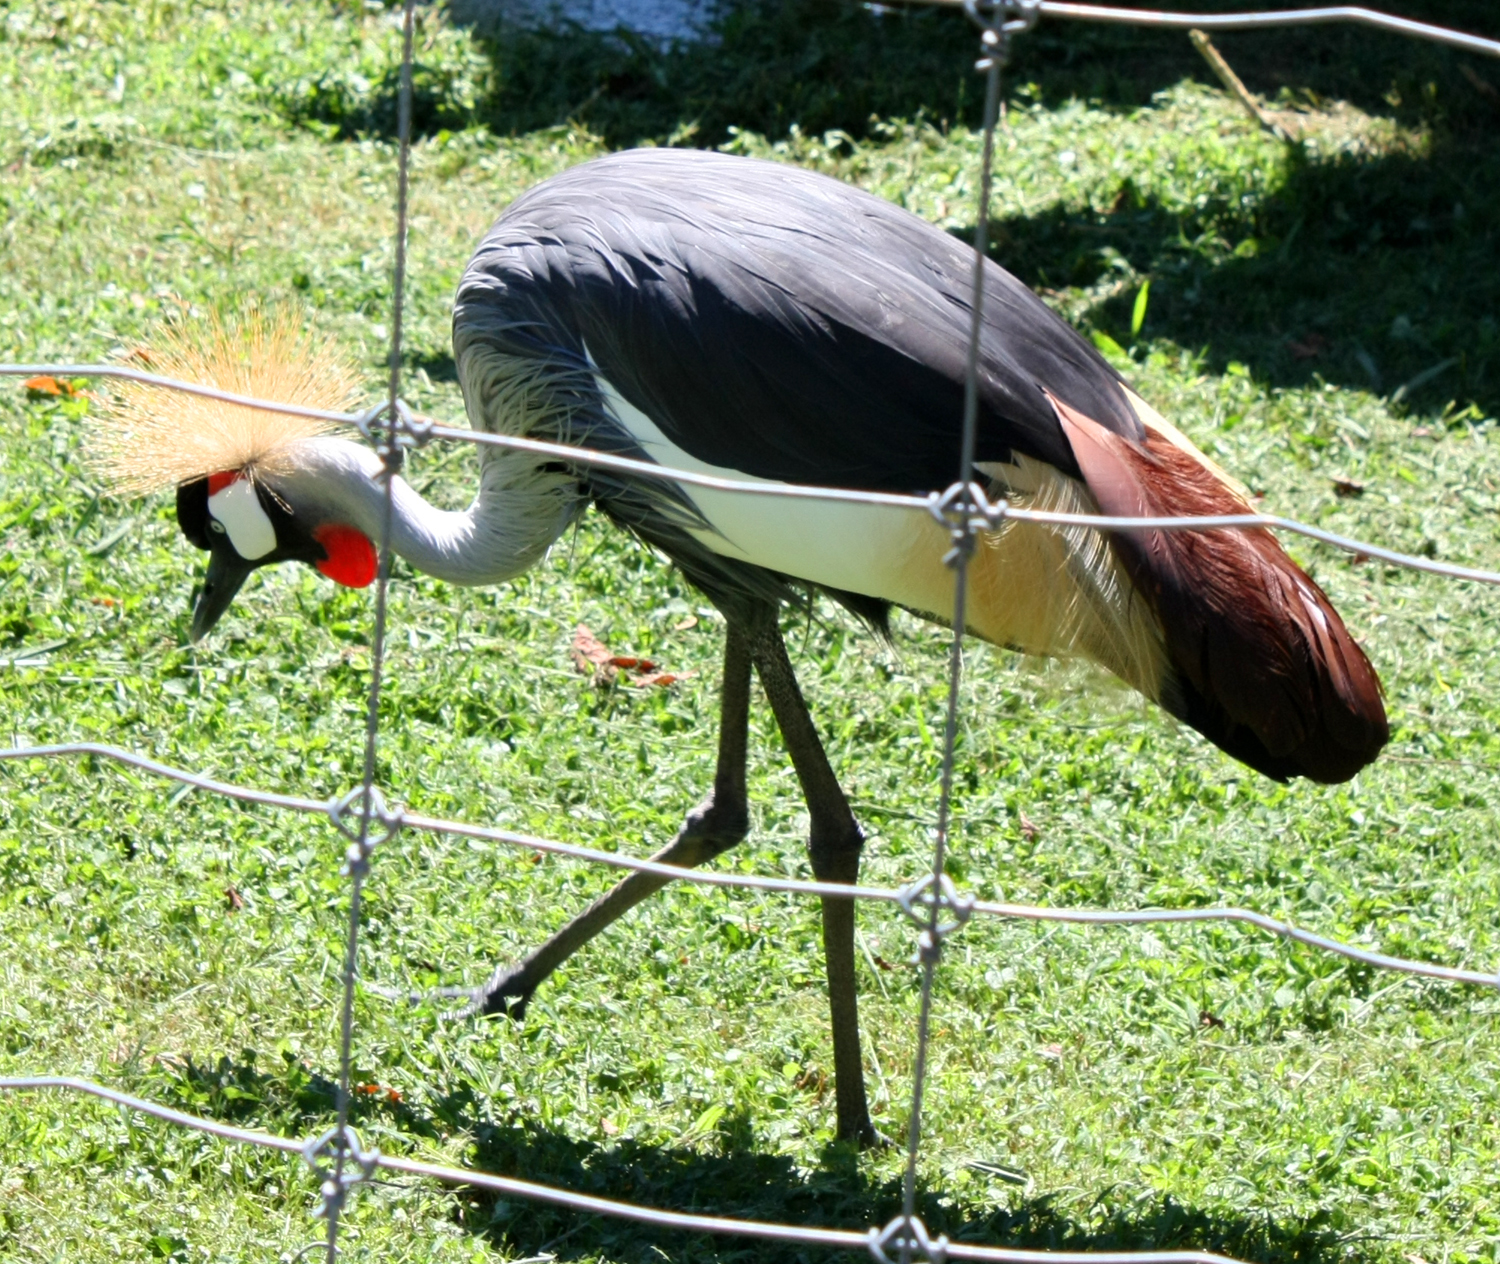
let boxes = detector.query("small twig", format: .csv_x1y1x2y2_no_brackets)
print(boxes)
1383,754,1496,772
1189,29,1294,140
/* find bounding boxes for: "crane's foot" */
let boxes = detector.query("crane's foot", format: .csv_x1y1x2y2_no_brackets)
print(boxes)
474,964,536,1020
835,1102,890,1151
464,794,749,1027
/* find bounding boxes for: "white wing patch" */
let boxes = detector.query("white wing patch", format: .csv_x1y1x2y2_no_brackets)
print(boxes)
591,365,1168,701
208,477,277,561
591,370,956,619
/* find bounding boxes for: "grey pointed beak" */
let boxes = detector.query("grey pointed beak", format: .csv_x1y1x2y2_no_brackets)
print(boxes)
190,550,254,642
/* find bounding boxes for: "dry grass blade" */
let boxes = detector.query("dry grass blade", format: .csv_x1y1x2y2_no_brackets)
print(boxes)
87,305,363,496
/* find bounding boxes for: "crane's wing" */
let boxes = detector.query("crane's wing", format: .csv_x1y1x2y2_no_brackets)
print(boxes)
456,147,1142,495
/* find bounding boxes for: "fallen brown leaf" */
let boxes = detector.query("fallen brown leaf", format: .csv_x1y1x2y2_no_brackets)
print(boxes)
573,624,688,686
571,624,624,684
608,654,658,671
1331,477,1365,498
631,670,692,688
22,375,72,397
673,615,698,631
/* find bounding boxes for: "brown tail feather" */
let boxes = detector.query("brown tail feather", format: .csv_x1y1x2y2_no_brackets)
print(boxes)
1047,391,1387,783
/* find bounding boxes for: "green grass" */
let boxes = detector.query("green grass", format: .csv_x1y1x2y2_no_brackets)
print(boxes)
5,2,1500,1262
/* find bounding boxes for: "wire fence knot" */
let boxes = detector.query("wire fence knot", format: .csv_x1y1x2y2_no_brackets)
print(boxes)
898,872,975,963
964,0,1039,68
927,481,1005,567
354,397,431,476
868,1213,950,1264
327,784,404,878
303,1124,381,1222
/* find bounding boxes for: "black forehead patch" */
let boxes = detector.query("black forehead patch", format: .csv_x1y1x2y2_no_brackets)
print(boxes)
176,477,212,551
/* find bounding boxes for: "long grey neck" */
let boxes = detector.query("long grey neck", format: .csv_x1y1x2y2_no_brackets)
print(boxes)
272,436,581,587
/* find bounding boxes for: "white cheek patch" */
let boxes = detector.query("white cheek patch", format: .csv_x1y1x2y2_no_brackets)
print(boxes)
207,477,278,561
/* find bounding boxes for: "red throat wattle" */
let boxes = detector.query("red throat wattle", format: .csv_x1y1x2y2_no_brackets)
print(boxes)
313,524,378,588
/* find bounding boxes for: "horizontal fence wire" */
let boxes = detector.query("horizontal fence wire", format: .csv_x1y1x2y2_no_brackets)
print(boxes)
5,363,1500,586
6,3,1500,1258
2,741,1496,990
912,1,1500,60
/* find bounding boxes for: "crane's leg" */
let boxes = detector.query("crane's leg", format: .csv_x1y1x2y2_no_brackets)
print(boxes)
476,621,752,1018
746,608,878,1149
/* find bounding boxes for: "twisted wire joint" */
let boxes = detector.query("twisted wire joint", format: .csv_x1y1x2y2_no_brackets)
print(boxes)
868,1213,951,1264
303,1124,381,1222
898,872,976,963
354,398,432,475
327,784,404,878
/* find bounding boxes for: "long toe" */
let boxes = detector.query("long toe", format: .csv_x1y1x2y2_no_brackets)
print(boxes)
475,966,536,1021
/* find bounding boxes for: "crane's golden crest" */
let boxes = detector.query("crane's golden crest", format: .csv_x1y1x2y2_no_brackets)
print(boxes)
89,306,363,496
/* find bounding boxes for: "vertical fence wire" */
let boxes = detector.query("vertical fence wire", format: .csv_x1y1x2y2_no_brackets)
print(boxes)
322,2,417,1258
894,7,1011,1260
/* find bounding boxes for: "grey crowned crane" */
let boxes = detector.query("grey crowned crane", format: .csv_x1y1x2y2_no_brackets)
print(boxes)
101,148,1387,1147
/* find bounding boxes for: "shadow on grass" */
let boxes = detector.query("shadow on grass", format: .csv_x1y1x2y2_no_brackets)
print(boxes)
452,1114,1347,1264
404,348,460,383
974,125,1500,420
144,1047,442,1136
145,1048,1345,1264
458,0,1500,149
267,0,1500,419
283,0,1499,149
313,1,1500,421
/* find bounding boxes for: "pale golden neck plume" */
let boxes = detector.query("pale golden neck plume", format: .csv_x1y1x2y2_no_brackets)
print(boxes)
88,306,364,496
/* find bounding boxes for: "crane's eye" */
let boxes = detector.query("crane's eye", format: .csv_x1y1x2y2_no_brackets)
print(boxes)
205,476,278,560
209,519,227,535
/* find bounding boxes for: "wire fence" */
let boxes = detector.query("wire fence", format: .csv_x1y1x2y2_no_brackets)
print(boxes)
11,363,1500,585
3,3,1500,1263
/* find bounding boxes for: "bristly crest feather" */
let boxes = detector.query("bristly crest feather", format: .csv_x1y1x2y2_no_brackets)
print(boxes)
89,305,363,496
